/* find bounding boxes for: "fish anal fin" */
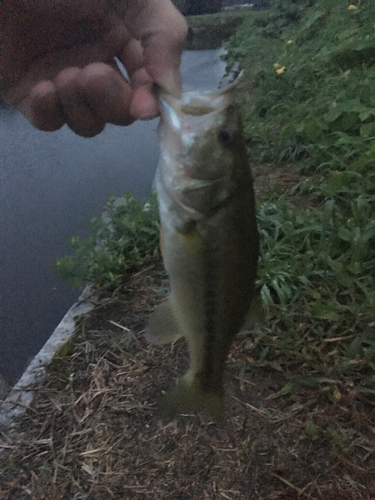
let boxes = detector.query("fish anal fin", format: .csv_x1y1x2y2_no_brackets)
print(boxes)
144,298,182,345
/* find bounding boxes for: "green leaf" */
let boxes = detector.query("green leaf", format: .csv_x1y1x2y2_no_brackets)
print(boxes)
360,122,375,138
312,302,340,322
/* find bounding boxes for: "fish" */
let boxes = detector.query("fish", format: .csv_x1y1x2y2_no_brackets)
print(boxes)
146,74,259,419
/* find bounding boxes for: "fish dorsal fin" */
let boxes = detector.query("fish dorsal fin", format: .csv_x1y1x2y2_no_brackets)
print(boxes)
217,62,243,92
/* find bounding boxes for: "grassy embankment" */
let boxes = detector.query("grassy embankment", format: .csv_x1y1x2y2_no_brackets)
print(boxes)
186,8,252,48
223,0,375,397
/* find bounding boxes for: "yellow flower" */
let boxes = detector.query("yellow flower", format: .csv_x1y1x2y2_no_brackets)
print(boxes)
273,63,281,69
286,40,293,45
348,4,357,9
276,67,286,75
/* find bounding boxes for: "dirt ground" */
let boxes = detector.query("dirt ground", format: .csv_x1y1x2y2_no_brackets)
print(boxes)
0,166,374,500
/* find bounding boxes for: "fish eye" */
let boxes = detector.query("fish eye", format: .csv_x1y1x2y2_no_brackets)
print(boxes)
218,129,233,143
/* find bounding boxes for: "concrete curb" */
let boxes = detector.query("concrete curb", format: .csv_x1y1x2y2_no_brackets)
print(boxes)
0,285,98,429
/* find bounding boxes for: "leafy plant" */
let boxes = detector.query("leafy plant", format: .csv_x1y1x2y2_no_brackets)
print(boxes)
224,0,375,165
227,0,375,392
55,192,160,290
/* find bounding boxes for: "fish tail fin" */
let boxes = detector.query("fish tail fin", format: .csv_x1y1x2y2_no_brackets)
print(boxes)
159,375,224,421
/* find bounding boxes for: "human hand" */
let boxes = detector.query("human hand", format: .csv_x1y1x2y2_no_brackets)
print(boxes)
0,0,187,137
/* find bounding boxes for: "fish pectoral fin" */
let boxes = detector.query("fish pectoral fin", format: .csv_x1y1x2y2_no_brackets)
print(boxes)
241,291,265,331
144,298,182,345
159,376,224,421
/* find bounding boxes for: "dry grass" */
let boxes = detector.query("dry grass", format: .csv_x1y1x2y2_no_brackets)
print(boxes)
1,263,374,500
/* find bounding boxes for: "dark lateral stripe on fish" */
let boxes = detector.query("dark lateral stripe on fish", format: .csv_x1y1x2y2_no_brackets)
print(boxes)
201,243,221,392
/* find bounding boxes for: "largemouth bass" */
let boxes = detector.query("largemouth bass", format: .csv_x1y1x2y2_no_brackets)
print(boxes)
147,76,259,418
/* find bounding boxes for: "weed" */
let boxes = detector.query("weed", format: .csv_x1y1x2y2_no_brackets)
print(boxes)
55,192,160,290
227,0,375,396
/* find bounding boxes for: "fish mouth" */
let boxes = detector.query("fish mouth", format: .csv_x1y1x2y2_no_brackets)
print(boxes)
156,64,243,121
160,91,229,119
158,66,243,120
180,102,215,116
158,94,219,134
158,83,237,133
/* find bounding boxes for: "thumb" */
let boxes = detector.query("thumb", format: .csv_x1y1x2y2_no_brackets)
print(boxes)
123,0,187,97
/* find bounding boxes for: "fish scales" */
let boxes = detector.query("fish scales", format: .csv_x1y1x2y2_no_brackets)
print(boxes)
146,79,259,418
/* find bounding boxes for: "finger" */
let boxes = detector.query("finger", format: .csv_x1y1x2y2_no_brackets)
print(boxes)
119,39,159,120
55,67,105,138
4,18,132,110
79,62,134,126
1,0,113,94
20,80,65,132
130,84,159,121
123,0,188,97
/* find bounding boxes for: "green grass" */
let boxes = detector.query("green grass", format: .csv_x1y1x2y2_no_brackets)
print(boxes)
186,8,252,30
186,8,252,49
224,0,375,393
224,0,375,163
